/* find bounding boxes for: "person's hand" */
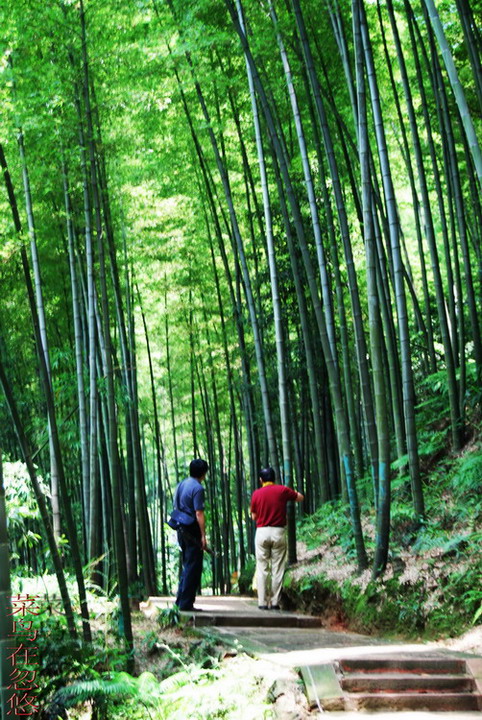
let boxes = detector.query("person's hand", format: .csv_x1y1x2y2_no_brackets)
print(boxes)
201,535,208,551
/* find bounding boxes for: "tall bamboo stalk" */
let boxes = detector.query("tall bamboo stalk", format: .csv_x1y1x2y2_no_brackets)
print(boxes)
237,0,295,558
353,0,390,575
291,0,379,497
0,141,90,640
404,0,463,451
423,0,482,189
79,0,132,658
138,289,169,593
359,0,424,518
62,159,90,549
17,129,61,541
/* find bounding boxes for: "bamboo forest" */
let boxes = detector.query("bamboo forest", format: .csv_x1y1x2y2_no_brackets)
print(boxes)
1,0,482,717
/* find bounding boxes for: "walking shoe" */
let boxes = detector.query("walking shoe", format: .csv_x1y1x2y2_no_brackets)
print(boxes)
179,606,203,612
270,605,281,610
258,605,269,610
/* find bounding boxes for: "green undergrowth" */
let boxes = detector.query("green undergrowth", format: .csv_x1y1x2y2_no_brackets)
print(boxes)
8,589,277,720
284,444,482,640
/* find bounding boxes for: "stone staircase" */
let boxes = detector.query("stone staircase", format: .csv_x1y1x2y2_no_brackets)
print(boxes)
181,608,320,629
145,597,482,713
144,595,322,628
300,654,482,712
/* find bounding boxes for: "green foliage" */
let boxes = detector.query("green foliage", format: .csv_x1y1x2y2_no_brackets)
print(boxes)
157,603,181,629
16,599,132,718
9,589,235,720
473,604,482,625
390,503,421,545
236,555,255,595
187,632,223,670
451,453,482,498
426,557,482,637
3,460,46,554
341,577,427,635
300,500,353,552
290,446,482,639
47,671,161,720
45,663,227,720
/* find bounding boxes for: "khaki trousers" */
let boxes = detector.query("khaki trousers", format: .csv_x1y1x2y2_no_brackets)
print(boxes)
254,526,287,607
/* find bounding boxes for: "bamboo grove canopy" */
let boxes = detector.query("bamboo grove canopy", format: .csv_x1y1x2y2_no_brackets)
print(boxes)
0,0,481,649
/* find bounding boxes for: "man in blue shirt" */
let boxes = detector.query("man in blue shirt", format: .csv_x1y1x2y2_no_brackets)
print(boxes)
174,458,209,611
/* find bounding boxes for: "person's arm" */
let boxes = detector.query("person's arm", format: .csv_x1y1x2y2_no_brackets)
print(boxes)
196,509,207,550
286,487,304,503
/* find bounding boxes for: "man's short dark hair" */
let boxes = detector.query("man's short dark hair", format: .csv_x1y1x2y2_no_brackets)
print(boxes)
259,467,275,483
190,458,209,478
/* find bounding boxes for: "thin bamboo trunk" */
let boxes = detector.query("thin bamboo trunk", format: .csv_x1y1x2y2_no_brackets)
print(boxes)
353,0,390,575
165,300,180,481
378,0,435,375
205,214,246,568
424,7,482,380
270,150,330,503
0,141,90,640
201,296,232,590
423,0,482,189
138,290,169,593
455,0,482,116
238,0,294,559
17,129,61,541
291,0,379,498
268,0,338,365
75,105,98,555
62,160,90,549
175,72,260,478
79,0,132,658
405,0,463,450
359,0,424,518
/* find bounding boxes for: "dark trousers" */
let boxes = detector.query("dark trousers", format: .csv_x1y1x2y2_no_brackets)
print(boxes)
175,524,203,610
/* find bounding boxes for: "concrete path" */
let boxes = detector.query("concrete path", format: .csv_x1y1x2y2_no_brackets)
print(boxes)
146,594,450,662
145,595,482,717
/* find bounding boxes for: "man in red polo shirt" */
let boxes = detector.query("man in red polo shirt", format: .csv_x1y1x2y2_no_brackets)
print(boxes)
250,467,304,610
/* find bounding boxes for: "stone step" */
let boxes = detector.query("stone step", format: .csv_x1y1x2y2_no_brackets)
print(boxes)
345,691,482,712
341,672,475,694
301,655,482,712
182,610,320,629
339,656,468,676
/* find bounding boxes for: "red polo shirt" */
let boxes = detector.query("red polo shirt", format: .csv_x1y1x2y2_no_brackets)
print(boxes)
250,484,298,527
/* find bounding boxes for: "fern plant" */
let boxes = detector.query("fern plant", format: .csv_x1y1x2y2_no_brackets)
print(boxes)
46,671,161,720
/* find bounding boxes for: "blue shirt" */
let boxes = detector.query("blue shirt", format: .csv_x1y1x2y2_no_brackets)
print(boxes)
175,477,205,521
